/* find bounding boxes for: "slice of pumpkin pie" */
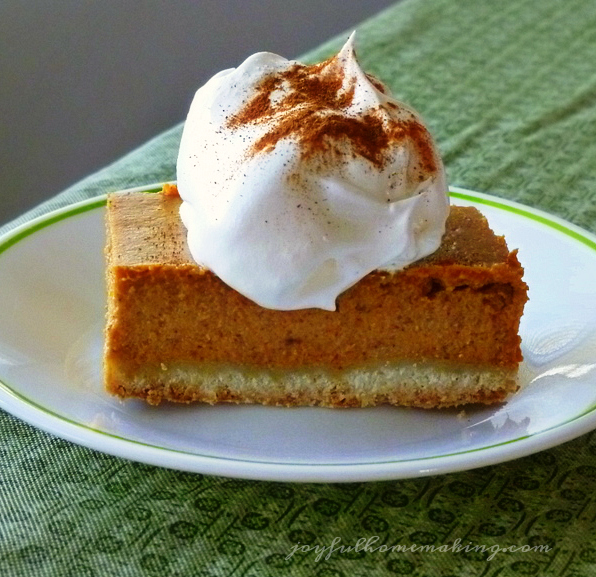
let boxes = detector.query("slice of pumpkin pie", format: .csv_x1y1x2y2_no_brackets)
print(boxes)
104,188,527,408
104,34,528,408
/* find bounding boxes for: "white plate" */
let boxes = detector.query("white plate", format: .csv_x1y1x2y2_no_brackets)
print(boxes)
0,184,595,482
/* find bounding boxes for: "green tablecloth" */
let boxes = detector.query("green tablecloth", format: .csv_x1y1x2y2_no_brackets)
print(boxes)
2,0,596,574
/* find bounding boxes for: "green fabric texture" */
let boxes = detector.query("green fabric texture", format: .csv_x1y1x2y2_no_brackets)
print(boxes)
1,0,596,574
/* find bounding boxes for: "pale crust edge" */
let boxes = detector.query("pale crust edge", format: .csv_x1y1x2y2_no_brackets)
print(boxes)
105,360,519,409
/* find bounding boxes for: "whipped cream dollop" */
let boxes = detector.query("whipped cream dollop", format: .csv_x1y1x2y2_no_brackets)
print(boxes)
177,33,449,311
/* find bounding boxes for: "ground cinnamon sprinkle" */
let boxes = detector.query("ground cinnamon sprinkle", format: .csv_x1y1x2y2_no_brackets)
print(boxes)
226,52,437,175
